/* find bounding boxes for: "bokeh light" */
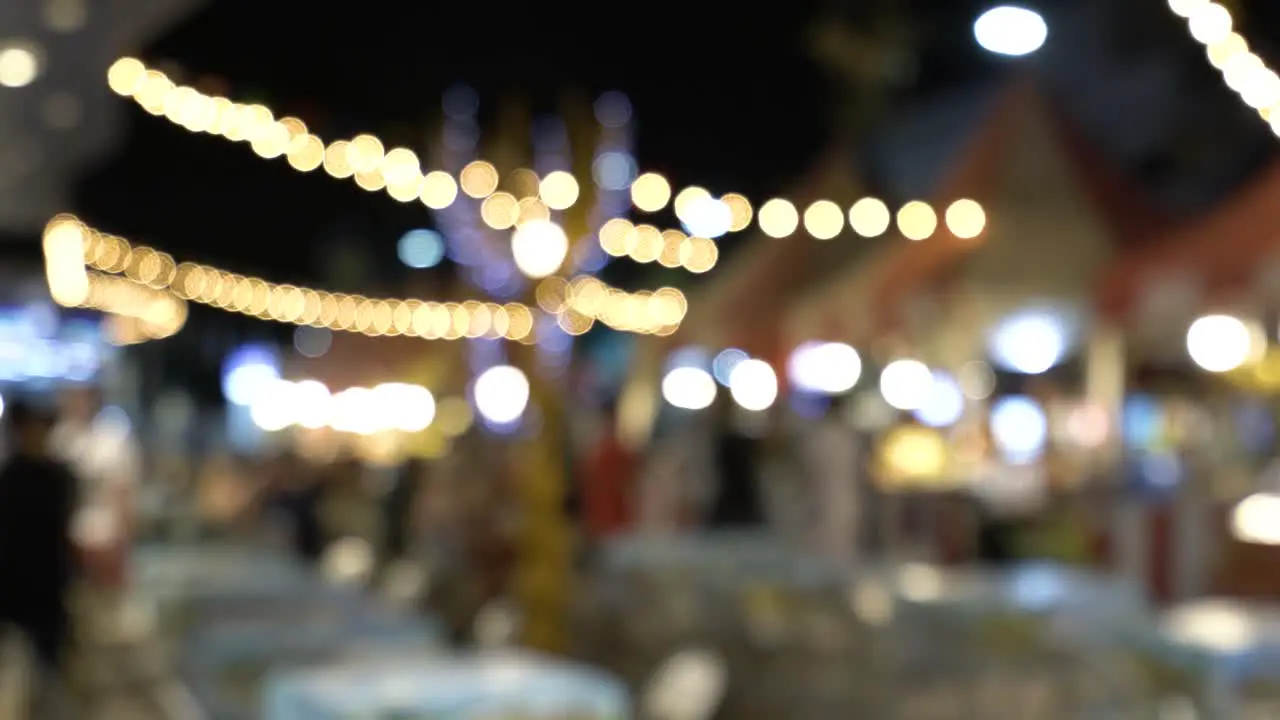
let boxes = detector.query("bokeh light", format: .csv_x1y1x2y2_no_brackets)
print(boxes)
1186,313,1257,372
511,220,569,279
662,367,717,410
474,365,530,425
897,201,938,241
728,359,778,411
848,198,891,238
803,200,844,240
879,359,933,411
758,199,799,238
973,5,1048,57
397,229,446,269
631,173,672,212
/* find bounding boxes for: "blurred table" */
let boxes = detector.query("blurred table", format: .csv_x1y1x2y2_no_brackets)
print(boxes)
264,650,629,719
1141,598,1280,717
867,562,1153,719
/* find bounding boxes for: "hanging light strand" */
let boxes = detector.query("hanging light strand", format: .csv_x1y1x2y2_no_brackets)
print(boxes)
43,215,684,339
1168,0,1280,132
105,58,985,248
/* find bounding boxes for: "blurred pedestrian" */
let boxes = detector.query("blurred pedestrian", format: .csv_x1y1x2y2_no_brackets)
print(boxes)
580,403,637,542
50,387,140,590
0,401,79,712
706,399,765,528
802,396,860,569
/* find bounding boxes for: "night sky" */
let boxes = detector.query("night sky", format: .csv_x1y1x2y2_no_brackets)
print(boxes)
63,0,1280,397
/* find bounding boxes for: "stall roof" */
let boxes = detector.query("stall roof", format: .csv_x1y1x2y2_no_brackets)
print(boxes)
864,77,1167,335
1100,159,1280,317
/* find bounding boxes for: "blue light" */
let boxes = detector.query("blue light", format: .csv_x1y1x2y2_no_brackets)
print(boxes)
594,92,633,128
221,345,280,406
592,151,636,190
397,229,446,269
442,84,479,118
1123,395,1161,449
667,346,711,372
712,349,748,386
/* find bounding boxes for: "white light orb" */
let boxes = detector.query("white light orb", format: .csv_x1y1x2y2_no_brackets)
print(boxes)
222,348,281,407
974,6,1048,57
1232,493,1280,545
249,379,299,432
681,197,733,239
0,42,41,88
913,372,965,428
474,365,530,424
328,387,381,435
1186,314,1254,372
661,367,717,410
787,341,862,395
728,358,778,411
879,359,933,411
989,310,1070,375
990,395,1048,464
510,220,569,279
373,382,436,432
291,380,332,430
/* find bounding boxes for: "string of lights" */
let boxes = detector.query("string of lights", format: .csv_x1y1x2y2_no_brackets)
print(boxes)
42,215,685,339
1168,0,1280,132
43,218,187,344
629,175,987,243
105,58,986,252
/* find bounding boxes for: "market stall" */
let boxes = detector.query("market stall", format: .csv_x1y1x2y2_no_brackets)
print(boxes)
784,78,1168,572
1101,158,1280,602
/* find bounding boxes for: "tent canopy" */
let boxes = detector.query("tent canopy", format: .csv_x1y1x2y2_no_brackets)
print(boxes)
862,77,1166,338
1101,160,1280,319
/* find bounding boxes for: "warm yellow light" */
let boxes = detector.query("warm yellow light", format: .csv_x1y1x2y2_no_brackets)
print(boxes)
0,42,40,88
848,197,891,237
680,236,719,273
1207,32,1248,69
721,193,753,232
631,172,672,212
658,229,687,268
757,198,799,238
803,200,844,240
945,199,986,239
323,141,355,179
419,171,459,209
1187,2,1232,45
598,218,635,257
380,148,421,187
673,186,711,222
538,170,580,210
346,134,385,174
628,225,663,264
516,197,551,226
107,57,145,95
897,201,937,241
460,160,499,199
481,192,520,229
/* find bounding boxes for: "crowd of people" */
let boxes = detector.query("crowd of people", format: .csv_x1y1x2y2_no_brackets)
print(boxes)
0,379,1110,713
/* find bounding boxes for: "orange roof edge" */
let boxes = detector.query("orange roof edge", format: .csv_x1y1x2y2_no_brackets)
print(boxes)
872,75,1166,333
